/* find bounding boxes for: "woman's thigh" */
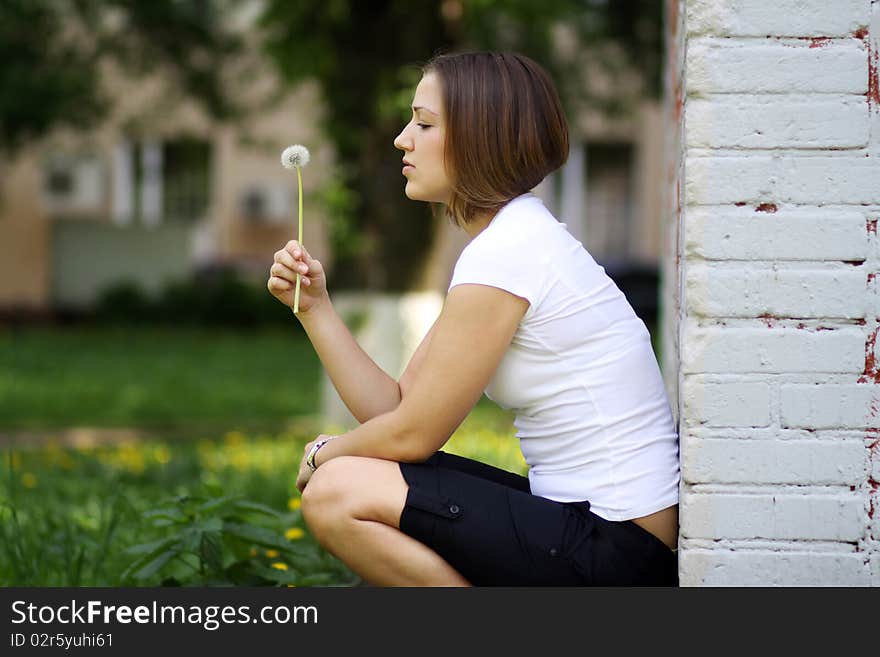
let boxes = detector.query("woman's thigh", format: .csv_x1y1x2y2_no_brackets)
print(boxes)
398,451,677,587
419,450,531,493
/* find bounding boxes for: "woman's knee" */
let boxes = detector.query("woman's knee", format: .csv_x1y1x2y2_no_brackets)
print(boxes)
301,455,409,533
301,455,360,521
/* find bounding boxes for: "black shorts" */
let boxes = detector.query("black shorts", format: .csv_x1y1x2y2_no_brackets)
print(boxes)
398,451,678,586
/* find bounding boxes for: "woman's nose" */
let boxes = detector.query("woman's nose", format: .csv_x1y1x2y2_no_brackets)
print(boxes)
394,127,411,151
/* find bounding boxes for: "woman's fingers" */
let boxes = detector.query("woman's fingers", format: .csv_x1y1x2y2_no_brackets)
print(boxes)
267,275,291,291
284,240,322,273
270,262,298,281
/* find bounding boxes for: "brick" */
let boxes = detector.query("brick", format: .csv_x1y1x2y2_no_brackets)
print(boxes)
781,384,880,429
687,0,870,38
686,156,880,206
686,264,866,318
687,39,867,94
682,438,865,485
686,96,868,149
682,378,771,427
680,550,870,586
681,492,864,540
682,327,865,373
684,208,868,261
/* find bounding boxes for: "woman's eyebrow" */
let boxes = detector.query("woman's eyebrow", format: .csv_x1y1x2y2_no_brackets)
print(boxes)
412,105,438,116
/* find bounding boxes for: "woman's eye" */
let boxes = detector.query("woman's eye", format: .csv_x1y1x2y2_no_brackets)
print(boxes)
417,123,431,130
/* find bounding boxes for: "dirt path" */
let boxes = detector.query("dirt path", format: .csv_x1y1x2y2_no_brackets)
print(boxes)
0,416,329,449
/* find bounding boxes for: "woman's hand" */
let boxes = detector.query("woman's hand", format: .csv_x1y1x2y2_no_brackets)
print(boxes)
295,434,336,493
267,240,329,315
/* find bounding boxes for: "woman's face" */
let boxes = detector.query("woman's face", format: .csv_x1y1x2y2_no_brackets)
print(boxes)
393,73,451,204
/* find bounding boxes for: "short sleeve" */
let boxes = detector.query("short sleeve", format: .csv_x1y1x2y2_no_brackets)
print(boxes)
448,232,548,315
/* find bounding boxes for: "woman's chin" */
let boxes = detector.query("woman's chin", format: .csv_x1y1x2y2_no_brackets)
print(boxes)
403,185,424,201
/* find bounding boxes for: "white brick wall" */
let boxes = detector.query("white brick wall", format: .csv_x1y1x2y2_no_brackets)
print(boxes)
667,0,880,585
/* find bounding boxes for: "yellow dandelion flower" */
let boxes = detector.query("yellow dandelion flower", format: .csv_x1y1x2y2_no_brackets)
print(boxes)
224,431,246,447
153,445,171,465
287,498,301,511
287,584,297,588
270,562,288,571
285,527,305,541
21,472,37,488
230,450,249,471
265,549,279,558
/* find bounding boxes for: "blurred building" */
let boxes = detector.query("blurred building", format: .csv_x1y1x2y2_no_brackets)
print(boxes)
0,13,334,318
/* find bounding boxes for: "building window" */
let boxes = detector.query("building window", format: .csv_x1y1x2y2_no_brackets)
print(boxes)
162,138,211,223
41,151,105,216
112,137,211,226
583,142,634,264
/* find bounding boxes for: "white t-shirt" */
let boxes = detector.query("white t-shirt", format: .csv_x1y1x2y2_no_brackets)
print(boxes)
448,192,680,521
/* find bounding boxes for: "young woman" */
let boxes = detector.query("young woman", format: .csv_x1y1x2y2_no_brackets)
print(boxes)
267,51,680,586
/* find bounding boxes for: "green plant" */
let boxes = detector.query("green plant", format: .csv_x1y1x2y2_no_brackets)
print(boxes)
94,280,153,324
122,487,358,586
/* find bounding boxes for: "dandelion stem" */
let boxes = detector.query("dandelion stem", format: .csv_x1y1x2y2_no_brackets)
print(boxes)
293,166,303,314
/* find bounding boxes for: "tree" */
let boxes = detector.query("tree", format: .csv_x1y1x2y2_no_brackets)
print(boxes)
259,0,664,291
0,0,244,153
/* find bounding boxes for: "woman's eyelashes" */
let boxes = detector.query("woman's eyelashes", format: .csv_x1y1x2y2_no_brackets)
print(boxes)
417,123,432,130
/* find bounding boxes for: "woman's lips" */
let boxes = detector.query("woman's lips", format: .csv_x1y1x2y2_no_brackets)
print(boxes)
402,165,415,175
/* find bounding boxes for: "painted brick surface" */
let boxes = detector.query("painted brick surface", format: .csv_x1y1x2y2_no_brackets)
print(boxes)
780,384,880,429
687,0,869,38
669,0,880,585
680,550,870,586
681,493,863,541
686,96,869,149
682,327,865,374
682,438,865,485
687,39,867,94
684,208,869,261
686,156,880,205
685,265,866,318
682,379,771,427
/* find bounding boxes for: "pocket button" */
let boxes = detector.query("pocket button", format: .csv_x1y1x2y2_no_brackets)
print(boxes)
449,504,460,515
549,548,559,557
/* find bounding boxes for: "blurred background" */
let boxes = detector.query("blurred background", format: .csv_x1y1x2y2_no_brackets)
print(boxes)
0,0,666,586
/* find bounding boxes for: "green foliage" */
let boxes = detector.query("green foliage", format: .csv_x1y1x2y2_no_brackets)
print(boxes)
94,280,153,324
0,0,105,150
122,489,354,586
0,398,521,586
93,271,301,329
0,430,359,586
0,0,245,153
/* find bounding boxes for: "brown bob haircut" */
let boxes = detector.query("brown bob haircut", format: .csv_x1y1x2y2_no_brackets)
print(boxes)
421,51,570,228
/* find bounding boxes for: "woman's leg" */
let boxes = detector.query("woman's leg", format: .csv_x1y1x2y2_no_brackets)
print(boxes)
421,450,531,492
301,455,471,586
302,450,595,586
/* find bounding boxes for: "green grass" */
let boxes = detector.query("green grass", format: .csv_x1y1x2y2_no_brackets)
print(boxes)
0,326,523,586
1,407,522,586
0,326,322,433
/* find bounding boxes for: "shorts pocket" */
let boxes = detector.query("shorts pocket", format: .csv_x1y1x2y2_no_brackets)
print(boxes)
506,492,591,585
405,487,464,520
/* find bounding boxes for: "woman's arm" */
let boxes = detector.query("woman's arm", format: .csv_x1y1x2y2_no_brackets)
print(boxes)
311,284,528,467
296,296,402,424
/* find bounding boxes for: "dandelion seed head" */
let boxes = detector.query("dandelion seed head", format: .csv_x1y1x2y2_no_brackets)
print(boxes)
281,144,310,169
